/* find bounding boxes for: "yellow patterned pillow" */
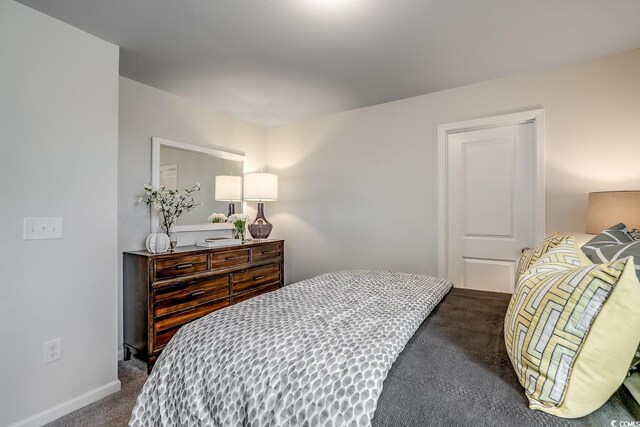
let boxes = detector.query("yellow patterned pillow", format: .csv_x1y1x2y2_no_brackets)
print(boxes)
516,233,571,282
523,239,592,274
505,256,640,418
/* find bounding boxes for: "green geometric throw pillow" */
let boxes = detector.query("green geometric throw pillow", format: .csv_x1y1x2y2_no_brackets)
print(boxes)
505,257,640,417
516,232,571,282
522,239,591,276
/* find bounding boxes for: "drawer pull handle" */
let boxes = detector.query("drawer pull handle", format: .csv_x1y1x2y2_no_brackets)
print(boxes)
225,256,242,261
261,250,279,256
190,290,206,297
253,275,265,281
175,263,193,270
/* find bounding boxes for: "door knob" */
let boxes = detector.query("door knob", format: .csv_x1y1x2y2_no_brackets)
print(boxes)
521,247,531,254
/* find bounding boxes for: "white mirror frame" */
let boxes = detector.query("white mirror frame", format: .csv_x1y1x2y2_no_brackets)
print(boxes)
151,137,244,232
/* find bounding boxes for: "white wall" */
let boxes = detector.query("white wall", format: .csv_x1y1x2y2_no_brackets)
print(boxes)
267,49,640,284
0,1,120,425
118,76,267,357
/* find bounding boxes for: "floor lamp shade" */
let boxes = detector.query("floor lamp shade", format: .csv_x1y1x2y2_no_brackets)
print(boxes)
244,173,278,239
586,191,640,234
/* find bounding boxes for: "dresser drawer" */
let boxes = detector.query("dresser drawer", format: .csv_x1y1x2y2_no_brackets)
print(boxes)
211,248,250,270
232,264,281,294
154,276,230,317
155,254,208,280
154,298,229,349
124,241,284,373
232,283,280,304
251,243,282,262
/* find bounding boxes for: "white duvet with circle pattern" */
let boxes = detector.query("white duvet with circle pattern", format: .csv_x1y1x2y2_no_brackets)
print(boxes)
129,270,452,427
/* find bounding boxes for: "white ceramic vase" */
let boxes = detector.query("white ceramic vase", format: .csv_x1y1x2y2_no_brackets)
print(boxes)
146,232,171,254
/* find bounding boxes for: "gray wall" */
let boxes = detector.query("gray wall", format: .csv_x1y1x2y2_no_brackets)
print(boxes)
118,76,267,357
267,48,640,285
0,1,120,425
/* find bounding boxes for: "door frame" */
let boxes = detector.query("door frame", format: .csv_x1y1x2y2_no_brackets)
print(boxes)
437,109,545,279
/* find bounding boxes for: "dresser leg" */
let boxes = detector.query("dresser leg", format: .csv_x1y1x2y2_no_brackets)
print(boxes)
147,355,156,374
123,345,131,361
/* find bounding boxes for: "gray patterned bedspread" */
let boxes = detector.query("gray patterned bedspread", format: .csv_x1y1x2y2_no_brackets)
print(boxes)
129,270,452,427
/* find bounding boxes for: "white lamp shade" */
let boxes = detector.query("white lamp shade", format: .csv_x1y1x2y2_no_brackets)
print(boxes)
244,172,278,201
215,175,242,201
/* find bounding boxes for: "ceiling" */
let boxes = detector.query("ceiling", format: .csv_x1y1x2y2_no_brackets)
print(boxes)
17,0,640,126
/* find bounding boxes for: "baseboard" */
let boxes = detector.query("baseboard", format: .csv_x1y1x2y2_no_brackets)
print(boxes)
8,380,121,427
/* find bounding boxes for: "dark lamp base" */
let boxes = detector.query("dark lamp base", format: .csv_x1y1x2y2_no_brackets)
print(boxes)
248,202,273,239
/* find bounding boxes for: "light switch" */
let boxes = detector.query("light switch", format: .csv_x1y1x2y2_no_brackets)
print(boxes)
23,217,63,240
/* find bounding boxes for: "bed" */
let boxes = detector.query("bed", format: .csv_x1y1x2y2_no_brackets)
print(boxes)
129,270,640,426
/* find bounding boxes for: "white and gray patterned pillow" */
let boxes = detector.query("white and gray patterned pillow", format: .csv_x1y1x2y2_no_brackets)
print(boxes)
582,222,639,281
631,348,640,375
582,223,634,252
581,228,640,382
582,241,640,280
629,229,640,241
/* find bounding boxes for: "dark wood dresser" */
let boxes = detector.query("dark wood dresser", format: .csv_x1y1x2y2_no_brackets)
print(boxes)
123,239,284,372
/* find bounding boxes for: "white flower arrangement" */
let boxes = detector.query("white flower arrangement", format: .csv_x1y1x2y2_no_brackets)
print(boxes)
140,182,201,233
228,213,251,240
208,213,228,223
228,213,250,224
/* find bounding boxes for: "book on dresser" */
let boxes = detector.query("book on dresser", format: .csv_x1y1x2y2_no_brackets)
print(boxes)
123,239,284,372
196,238,242,248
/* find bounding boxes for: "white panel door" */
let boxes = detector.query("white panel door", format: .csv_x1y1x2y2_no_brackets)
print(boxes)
446,123,534,293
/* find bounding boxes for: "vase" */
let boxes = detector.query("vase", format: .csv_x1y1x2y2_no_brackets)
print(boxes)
161,223,178,251
145,233,170,254
234,224,246,243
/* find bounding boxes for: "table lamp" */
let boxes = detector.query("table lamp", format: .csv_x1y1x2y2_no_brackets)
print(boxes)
215,175,242,217
244,172,278,239
585,191,640,234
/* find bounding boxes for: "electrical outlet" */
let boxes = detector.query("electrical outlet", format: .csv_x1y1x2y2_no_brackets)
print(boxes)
43,338,62,364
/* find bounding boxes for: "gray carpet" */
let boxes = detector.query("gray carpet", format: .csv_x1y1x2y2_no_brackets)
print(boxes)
45,288,639,426
44,358,147,427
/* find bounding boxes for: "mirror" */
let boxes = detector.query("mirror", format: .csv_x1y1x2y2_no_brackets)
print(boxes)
151,137,244,232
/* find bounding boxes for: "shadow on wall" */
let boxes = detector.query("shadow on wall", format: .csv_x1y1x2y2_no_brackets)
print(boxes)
267,115,352,283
